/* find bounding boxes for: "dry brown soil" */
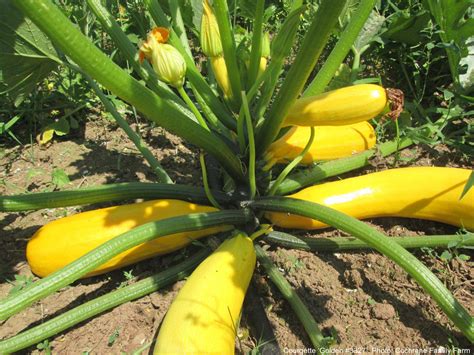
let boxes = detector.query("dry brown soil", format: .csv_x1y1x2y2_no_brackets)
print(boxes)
1,119,473,354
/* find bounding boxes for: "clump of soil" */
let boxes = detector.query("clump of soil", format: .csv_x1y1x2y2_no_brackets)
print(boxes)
1,119,472,353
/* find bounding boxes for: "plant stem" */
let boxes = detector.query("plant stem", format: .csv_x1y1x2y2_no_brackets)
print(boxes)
237,109,247,154
266,231,474,251
0,183,231,212
213,0,242,107
254,6,305,123
274,136,413,195
84,74,172,183
0,249,209,354
85,0,191,119
143,0,236,130
241,92,257,199
0,210,252,320
304,0,376,97
268,127,315,196
250,198,474,341
15,0,244,181
255,245,328,349
178,86,209,130
168,0,192,58
199,152,222,209
247,0,265,86
256,0,347,155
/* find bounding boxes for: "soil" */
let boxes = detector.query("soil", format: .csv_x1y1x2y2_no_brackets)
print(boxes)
0,118,473,354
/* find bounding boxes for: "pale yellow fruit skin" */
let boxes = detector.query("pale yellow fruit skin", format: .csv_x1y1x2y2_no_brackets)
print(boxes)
265,121,376,167
154,233,256,354
211,56,232,99
27,199,228,278
257,57,267,79
266,167,474,230
284,84,387,127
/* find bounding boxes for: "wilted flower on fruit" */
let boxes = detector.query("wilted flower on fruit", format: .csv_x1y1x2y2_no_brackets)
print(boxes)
200,0,223,57
139,27,186,88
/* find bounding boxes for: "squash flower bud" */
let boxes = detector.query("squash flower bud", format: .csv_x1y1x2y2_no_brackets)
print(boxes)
257,33,271,79
200,0,223,57
139,27,187,88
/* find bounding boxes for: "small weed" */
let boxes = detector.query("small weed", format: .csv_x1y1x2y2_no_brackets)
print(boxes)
51,168,71,189
36,339,52,354
8,275,34,295
108,328,120,346
118,269,135,288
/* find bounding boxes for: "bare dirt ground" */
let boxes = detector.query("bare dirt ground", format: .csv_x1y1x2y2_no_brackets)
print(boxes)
1,118,472,354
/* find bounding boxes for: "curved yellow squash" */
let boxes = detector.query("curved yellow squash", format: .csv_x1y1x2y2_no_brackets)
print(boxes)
27,199,228,278
211,55,232,99
284,84,387,127
154,233,256,354
266,167,474,230
264,121,376,168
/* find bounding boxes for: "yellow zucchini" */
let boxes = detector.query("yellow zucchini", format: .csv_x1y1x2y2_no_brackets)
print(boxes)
154,232,255,354
27,199,228,278
266,167,474,230
211,55,232,99
284,84,387,127
264,121,376,168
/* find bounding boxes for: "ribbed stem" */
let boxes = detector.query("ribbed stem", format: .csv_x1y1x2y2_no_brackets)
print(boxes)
14,0,243,180
303,0,376,97
178,86,209,130
213,0,242,107
254,6,305,123
256,0,348,155
247,0,265,86
199,152,222,209
85,0,191,121
168,0,192,57
268,127,315,196
250,197,474,341
266,231,474,251
0,183,231,212
255,245,328,349
142,0,236,130
242,92,257,199
0,249,209,354
84,74,172,183
0,209,252,320
274,137,413,195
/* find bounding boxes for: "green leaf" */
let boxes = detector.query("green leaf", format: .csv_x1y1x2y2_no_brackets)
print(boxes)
447,240,459,249
39,128,55,145
460,170,474,199
439,250,453,262
353,10,385,53
50,117,70,136
239,0,257,19
189,0,203,31
425,0,474,90
69,116,79,129
459,40,474,91
0,0,59,106
383,11,431,45
326,63,353,91
51,168,70,188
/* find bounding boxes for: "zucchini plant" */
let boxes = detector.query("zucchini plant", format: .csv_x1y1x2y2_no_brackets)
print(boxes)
0,0,473,352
